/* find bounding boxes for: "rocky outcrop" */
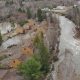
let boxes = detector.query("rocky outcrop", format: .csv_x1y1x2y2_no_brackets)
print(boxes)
45,13,60,59
57,50,77,80
44,13,61,80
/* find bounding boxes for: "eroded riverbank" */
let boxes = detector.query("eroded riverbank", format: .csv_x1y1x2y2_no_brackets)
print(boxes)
54,16,80,80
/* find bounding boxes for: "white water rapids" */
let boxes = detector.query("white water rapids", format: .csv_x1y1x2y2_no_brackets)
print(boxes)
59,16,80,74
52,16,80,80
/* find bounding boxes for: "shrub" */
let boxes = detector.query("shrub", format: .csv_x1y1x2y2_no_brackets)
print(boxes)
27,7,32,19
33,32,50,73
37,8,43,22
18,8,25,13
19,20,28,27
19,32,50,80
0,32,3,46
0,55,7,61
18,57,42,80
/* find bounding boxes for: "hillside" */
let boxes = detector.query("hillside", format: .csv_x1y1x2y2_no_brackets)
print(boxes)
0,0,77,22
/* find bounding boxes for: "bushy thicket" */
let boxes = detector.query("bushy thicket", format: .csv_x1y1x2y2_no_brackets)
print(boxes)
18,32,50,80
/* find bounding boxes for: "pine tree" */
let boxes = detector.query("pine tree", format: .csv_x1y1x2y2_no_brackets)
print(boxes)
27,7,32,19
34,32,50,73
0,32,2,46
37,8,43,22
18,58,42,80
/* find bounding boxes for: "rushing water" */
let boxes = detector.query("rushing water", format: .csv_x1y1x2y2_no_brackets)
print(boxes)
57,15,80,78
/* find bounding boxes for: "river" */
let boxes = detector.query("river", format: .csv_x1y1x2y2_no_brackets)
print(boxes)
52,15,80,80
59,15,80,74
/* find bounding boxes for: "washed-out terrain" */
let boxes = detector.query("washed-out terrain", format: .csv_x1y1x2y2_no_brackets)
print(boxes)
0,0,80,80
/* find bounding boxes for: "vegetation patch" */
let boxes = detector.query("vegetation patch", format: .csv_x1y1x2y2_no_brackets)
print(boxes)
0,55,8,61
0,32,3,46
18,20,28,27
37,8,45,22
18,32,50,80
0,64,4,68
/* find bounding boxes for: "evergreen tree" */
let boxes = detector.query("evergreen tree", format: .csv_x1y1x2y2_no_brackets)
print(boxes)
37,8,43,22
27,7,32,19
0,32,2,46
19,32,50,80
18,58,42,80
34,32,50,73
